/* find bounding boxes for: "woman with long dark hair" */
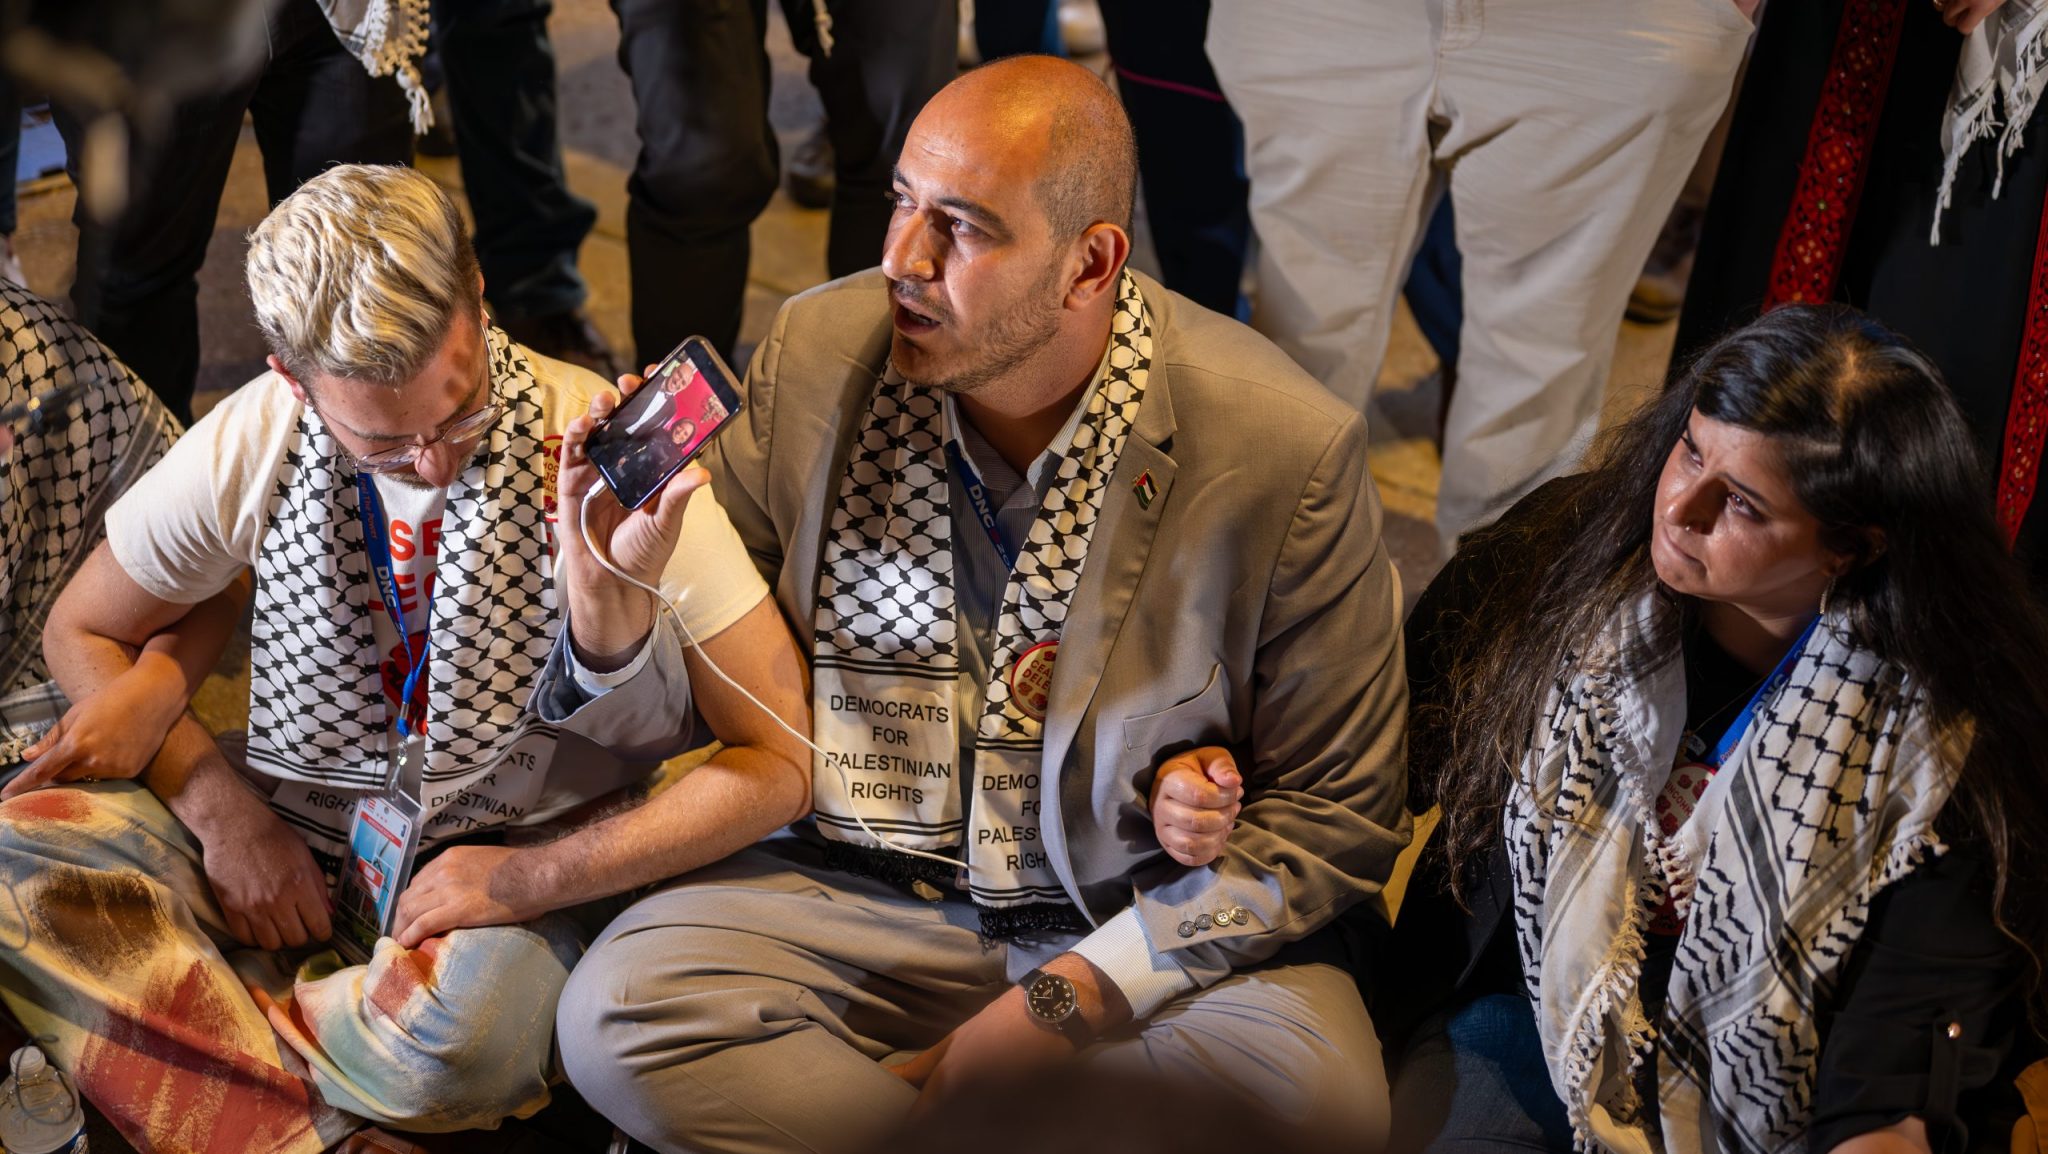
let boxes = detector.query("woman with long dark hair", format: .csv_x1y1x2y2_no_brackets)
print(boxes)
1359,304,2048,1152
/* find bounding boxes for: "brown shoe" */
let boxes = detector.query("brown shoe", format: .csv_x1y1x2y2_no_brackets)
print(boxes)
499,310,623,383
1626,204,1704,325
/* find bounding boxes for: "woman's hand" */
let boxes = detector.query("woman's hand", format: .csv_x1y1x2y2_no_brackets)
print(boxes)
1936,0,2007,36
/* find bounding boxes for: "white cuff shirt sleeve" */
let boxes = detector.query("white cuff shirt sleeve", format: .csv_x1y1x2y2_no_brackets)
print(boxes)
566,631,659,699
1068,906,1199,1020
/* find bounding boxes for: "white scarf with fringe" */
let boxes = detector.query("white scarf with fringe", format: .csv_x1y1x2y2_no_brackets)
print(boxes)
808,271,1151,935
317,0,434,133
1507,595,1956,1154
1935,2,2048,238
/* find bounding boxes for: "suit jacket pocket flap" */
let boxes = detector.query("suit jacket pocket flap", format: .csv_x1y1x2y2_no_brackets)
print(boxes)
1121,662,1227,760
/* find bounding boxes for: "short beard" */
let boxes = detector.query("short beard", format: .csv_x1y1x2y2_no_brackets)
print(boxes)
892,261,1066,396
377,468,443,491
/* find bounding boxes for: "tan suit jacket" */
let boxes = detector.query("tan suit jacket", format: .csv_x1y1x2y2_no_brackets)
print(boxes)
706,268,1410,1000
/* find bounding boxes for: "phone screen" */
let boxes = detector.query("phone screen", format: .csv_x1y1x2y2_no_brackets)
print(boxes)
586,339,743,510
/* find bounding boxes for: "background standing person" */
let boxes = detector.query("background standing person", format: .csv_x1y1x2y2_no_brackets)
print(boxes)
608,0,957,369
1091,2,1251,319
1206,0,1753,557
55,0,418,424
431,0,619,378
1676,0,2048,585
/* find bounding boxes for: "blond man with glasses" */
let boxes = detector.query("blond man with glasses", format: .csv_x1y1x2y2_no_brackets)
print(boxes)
2,164,811,1152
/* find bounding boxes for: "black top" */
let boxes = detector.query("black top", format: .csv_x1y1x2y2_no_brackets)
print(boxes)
1381,477,2033,1152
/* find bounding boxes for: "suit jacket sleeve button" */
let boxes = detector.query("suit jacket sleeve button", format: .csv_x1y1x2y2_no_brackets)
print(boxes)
1177,920,1197,938
1230,906,1249,924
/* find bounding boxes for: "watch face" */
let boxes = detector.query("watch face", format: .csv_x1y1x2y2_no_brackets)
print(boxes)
1026,973,1077,1022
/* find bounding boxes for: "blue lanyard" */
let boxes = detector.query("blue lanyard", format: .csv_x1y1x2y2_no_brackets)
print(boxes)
355,473,428,738
943,437,1020,570
1697,615,1820,769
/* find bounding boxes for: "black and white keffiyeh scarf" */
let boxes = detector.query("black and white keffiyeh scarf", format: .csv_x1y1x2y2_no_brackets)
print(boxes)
1508,594,1954,1154
1935,2,2048,237
244,326,557,795
0,282,178,766
316,0,432,132
809,270,1152,936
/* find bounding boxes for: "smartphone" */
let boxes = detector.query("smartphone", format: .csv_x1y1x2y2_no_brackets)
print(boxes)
585,336,744,510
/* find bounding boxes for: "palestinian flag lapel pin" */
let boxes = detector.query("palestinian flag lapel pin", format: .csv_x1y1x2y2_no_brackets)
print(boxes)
1133,470,1158,509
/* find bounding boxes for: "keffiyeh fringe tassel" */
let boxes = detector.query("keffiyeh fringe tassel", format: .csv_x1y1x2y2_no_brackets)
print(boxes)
1934,3,2048,240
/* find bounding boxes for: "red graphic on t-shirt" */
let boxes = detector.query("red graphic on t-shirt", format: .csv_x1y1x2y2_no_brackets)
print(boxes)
368,513,440,733
367,517,442,618
541,434,563,522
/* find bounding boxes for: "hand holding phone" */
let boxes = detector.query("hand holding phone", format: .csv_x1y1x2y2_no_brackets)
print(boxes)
585,336,744,510
554,338,743,665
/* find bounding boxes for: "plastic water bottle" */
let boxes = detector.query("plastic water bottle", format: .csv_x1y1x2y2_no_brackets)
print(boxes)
0,1045,86,1154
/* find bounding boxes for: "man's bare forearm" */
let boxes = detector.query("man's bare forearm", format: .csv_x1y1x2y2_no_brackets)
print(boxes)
41,570,258,833
140,713,272,837
565,585,656,673
42,611,151,704
44,573,248,704
518,744,807,909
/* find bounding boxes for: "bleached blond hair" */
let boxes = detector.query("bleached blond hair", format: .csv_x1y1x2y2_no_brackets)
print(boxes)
246,164,480,387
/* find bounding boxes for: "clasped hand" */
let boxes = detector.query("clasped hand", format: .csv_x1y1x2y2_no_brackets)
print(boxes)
1149,746,1242,867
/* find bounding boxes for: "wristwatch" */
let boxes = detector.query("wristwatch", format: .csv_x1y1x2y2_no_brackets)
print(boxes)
1020,967,1091,1046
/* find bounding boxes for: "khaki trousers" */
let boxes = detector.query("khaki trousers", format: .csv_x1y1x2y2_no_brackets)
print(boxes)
1207,0,1750,549
556,838,1386,1154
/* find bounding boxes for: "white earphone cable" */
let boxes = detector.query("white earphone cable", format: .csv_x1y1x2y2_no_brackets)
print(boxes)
577,481,968,874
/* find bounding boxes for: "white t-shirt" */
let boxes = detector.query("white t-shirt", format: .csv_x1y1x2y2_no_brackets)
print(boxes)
104,349,768,850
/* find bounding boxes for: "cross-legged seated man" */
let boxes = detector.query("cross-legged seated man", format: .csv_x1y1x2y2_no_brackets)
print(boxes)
2,164,810,1152
556,56,1412,1154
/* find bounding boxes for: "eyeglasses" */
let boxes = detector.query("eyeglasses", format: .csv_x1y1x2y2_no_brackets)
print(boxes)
348,359,505,474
